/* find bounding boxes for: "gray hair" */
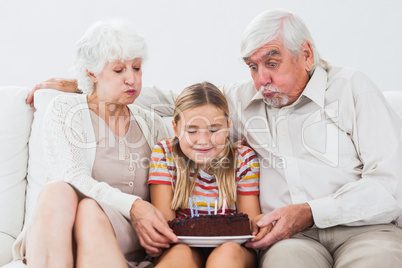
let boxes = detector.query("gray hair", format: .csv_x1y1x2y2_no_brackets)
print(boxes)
241,9,326,74
72,19,147,94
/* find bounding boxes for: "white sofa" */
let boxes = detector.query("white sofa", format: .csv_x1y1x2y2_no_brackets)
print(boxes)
1,86,402,267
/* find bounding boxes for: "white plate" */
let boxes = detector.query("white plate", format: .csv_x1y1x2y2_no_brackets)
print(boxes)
177,235,254,247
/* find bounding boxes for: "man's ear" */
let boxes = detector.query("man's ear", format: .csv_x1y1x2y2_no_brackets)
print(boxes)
87,70,97,83
301,41,314,72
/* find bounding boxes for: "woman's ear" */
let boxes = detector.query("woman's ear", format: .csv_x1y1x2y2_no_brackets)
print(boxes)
87,70,97,83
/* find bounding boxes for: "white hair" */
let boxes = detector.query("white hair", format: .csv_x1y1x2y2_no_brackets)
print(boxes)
241,9,326,74
72,19,147,94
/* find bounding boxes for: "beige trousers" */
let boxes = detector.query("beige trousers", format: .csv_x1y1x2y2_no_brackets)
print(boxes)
259,224,402,268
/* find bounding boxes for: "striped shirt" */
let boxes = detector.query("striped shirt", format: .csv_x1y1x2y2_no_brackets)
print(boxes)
148,139,260,218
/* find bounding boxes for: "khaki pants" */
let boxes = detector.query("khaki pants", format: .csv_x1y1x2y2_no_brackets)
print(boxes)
259,224,402,268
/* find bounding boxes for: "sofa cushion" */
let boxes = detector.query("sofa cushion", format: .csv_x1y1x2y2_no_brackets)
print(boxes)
0,87,33,266
25,89,76,221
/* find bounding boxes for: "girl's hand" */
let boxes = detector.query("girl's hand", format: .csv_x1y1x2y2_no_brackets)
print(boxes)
146,248,164,259
250,214,272,242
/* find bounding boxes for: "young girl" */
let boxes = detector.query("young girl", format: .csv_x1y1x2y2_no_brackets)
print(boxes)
147,81,269,267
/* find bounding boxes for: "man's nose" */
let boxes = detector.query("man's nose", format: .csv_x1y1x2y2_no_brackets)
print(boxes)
258,67,272,87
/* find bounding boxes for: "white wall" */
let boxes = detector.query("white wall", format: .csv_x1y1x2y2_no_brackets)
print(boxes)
1,0,401,92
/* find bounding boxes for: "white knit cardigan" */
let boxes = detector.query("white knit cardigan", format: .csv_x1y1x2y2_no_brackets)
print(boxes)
12,94,167,260
43,93,167,219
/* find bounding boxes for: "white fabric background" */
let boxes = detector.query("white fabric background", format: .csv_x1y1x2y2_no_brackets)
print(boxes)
0,0,401,92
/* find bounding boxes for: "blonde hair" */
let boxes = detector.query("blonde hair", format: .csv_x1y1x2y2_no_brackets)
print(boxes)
170,82,237,210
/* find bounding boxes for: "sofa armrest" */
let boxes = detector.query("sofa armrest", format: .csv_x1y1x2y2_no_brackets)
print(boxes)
0,87,33,266
1,260,27,267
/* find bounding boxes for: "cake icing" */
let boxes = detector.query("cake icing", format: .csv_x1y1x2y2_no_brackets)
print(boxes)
168,213,250,237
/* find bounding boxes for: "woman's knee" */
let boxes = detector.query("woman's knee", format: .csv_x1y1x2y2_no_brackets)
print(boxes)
27,182,79,250
38,181,77,202
74,198,110,233
35,181,78,215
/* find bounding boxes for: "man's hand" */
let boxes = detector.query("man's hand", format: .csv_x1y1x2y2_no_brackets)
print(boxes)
234,138,249,148
245,203,314,250
130,199,178,254
26,78,79,107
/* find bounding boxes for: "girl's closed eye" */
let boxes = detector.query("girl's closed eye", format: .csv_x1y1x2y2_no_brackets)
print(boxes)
208,123,224,133
209,128,221,133
185,127,198,134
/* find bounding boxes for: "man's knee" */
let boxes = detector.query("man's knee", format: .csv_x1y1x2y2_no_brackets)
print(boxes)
335,225,402,268
259,238,332,268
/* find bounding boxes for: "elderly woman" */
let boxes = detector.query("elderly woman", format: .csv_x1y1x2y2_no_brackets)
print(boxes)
15,20,177,267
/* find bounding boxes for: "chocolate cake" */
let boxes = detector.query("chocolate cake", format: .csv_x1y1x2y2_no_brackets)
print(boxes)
168,213,250,236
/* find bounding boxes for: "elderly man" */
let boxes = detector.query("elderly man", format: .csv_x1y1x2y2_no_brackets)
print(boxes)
218,9,402,267
29,9,402,268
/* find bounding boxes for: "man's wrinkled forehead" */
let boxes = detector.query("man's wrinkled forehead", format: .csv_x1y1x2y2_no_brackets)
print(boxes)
243,49,280,62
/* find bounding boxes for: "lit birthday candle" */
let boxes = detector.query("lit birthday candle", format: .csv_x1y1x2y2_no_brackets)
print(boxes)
221,198,226,215
194,197,199,217
189,197,194,218
207,194,211,215
214,199,217,215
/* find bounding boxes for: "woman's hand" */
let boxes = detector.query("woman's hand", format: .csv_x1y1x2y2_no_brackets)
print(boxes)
26,78,79,107
130,199,178,254
250,214,272,242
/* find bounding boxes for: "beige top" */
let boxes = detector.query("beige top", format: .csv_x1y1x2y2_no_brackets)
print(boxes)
90,110,151,201
42,94,166,219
